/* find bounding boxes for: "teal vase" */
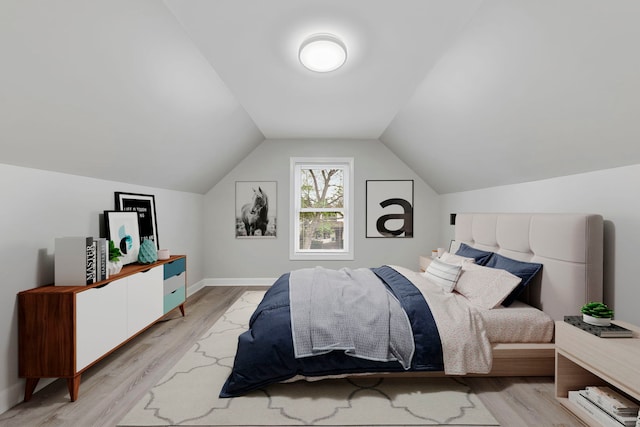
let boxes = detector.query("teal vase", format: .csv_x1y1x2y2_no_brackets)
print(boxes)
138,239,158,264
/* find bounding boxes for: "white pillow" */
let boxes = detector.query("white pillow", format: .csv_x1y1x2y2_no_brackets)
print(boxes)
439,251,475,266
454,263,522,309
448,240,461,254
423,258,462,292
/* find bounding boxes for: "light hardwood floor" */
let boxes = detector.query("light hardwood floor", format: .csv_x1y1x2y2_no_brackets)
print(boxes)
0,286,585,427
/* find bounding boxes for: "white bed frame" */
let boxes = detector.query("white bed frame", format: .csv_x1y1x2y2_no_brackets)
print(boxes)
390,213,604,378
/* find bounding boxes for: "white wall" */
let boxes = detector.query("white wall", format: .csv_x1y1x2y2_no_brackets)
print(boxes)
204,139,440,279
0,163,204,414
440,163,640,325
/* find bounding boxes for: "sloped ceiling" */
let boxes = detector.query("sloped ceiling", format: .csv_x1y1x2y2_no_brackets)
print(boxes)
163,0,482,139
1,0,640,194
0,0,263,194
381,0,640,193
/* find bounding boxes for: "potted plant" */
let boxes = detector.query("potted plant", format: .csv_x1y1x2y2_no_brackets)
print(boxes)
108,240,123,276
581,301,613,326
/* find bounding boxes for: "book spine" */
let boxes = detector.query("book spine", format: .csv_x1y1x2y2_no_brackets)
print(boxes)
95,238,108,281
570,391,628,427
586,386,639,414
55,236,95,286
85,238,97,285
93,238,100,282
581,392,639,426
102,238,109,280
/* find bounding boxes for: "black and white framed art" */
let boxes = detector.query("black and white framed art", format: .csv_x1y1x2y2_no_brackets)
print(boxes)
235,181,277,238
366,180,414,238
115,192,159,249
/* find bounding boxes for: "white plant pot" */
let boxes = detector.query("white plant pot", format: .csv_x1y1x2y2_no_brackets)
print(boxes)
107,260,123,276
583,314,611,326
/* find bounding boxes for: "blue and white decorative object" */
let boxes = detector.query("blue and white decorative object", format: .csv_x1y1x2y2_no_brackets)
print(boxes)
138,239,158,264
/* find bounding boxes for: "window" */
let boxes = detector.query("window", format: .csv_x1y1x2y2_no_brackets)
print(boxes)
290,157,354,260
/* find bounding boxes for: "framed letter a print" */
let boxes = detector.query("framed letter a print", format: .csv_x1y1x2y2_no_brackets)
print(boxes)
366,180,414,238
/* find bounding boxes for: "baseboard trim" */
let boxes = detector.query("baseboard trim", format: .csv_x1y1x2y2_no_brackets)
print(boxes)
186,279,206,297
0,377,56,416
203,278,277,287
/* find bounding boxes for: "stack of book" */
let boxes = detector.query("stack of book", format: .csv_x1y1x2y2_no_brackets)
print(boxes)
568,386,639,427
564,315,634,338
54,236,109,285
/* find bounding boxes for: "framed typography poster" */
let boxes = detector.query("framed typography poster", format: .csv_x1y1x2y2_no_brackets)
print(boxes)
366,180,413,238
115,192,159,249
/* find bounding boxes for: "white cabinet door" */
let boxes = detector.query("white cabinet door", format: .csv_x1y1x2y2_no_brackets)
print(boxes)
76,277,128,371
127,265,163,337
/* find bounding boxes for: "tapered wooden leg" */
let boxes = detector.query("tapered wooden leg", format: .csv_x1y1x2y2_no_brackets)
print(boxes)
179,303,185,317
67,375,81,402
24,378,39,402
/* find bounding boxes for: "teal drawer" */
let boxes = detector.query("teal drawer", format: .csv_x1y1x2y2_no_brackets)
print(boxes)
163,257,186,280
163,285,185,314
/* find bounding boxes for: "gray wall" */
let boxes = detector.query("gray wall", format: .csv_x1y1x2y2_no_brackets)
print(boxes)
203,139,441,279
0,163,204,413
440,163,640,326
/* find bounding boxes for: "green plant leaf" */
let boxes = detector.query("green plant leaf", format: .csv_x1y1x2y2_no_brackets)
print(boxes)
109,240,122,262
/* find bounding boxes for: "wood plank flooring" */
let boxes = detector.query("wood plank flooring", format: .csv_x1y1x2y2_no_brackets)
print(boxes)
0,286,585,427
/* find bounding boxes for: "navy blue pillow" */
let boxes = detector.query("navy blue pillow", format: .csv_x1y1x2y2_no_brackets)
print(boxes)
484,253,542,307
455,243,493,265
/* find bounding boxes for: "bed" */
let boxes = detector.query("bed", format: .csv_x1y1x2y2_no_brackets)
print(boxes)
220,213,603,398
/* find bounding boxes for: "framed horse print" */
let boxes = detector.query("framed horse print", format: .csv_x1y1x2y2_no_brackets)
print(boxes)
235,181,277,238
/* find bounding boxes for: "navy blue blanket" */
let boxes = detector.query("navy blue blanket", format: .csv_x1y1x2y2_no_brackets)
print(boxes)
220,266,443,397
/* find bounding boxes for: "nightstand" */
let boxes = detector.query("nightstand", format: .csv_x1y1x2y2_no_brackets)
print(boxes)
555,320,640,426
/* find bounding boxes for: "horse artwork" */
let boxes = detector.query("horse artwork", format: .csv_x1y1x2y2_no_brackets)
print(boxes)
236,182,277,238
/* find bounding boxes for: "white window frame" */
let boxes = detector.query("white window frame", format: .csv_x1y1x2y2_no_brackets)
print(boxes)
290,157,354,261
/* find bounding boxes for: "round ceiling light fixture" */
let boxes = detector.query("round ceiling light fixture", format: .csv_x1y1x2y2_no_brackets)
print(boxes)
299,33,347,73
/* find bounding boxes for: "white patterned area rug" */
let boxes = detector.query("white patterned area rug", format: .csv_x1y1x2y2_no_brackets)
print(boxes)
118,291,499,426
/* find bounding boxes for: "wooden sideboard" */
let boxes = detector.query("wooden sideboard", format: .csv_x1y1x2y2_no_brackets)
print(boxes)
18,255,187,402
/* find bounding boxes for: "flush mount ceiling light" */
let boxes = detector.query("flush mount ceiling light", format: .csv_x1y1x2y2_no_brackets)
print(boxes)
299,33,347,73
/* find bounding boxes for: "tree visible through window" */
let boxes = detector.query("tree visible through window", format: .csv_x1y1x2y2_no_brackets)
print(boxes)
290,158,353,260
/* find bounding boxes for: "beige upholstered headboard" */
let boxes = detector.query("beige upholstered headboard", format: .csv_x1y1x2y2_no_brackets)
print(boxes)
454,213,603,321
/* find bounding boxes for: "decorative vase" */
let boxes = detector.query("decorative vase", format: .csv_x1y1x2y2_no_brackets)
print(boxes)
583,314,611,327
138,239,158,264
108,259,123,276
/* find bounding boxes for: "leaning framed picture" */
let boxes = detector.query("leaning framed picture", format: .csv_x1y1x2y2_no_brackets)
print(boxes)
104,211,141,265
366,180,414,238
114,192,159,249
235,181,277,238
